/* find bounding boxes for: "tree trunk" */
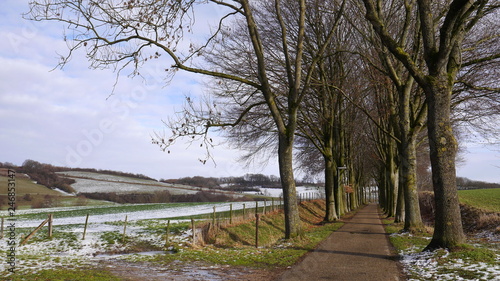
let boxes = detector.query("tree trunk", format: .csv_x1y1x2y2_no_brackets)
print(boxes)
398,76,424,231
334,172,344,217
386,147,398,217
278,132,302,239
395,175,405,223
424,79,466,250
324,155,338,222
400,136,424,231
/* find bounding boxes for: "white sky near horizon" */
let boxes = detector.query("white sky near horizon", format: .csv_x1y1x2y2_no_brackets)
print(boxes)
0,0,498,183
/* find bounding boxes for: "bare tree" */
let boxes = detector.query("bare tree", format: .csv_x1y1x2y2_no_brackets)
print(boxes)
361,0,499,249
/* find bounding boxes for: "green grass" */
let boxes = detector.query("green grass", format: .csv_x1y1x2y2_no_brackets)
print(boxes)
458,188,500,212
140,220,344,268
0,176,61,196
131,201,345,268
0,175,116,209
382,220,432,252
447,244,498,263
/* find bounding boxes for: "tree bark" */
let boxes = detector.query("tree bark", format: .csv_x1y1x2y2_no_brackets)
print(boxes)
423,78,466,250
399,80,424,231
400,136,424,231
386,146,398,217
324,154,338,222
395,174,405,223
278,132,302,239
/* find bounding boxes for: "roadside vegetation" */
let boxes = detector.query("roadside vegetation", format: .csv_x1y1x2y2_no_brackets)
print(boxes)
139,200,345,269
383,189,500,280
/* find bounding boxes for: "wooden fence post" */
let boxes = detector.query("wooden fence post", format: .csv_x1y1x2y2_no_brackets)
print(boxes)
191,218,196,245
122,215,128,243
0,217,4,239
165,220,171,247
230,203,233,224
82,214,89,240
212,206,216,227
255,214,260,248
48,214,53,238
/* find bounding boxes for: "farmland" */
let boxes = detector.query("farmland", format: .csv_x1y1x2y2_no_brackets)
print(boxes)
458,188,500,212
0,170,324,279
57,171,217,195
0,198,326,280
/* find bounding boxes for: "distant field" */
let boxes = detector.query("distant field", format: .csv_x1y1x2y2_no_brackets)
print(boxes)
458,188,500,212
0,176,61,195
57,171,200,195
0,176,114,209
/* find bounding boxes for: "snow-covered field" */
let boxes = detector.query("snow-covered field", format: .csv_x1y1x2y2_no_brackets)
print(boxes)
4,201,264,228
57,171,226,195
1,201,273,276
57,171,159,184
57,171,325,199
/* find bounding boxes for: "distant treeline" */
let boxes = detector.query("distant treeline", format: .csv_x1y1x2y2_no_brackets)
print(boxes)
160,174,282,190
457,177,500,190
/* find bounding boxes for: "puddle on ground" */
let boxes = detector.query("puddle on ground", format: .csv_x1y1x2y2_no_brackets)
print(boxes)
102,259,227,281
94,250,173,257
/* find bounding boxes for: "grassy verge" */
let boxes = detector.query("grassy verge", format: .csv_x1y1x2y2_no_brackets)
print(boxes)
382,218,500,280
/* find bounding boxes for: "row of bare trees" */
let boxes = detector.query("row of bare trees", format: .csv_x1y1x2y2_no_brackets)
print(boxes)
27,0,499,250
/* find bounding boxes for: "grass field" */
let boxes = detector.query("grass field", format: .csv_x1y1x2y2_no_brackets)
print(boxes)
0,176,61,196
458,188,500,212
0,175,115,209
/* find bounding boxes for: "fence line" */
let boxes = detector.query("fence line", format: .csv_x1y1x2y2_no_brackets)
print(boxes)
11,195,325,247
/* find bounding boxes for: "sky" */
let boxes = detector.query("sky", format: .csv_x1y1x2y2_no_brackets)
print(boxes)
0,1,498,183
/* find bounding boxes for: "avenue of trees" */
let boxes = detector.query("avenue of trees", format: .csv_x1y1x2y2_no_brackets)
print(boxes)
26,0,499,249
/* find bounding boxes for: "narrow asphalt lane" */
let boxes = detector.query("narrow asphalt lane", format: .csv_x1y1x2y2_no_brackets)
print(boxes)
276,203,403,281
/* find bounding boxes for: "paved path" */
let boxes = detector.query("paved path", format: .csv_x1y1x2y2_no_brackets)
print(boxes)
276,204,403,281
